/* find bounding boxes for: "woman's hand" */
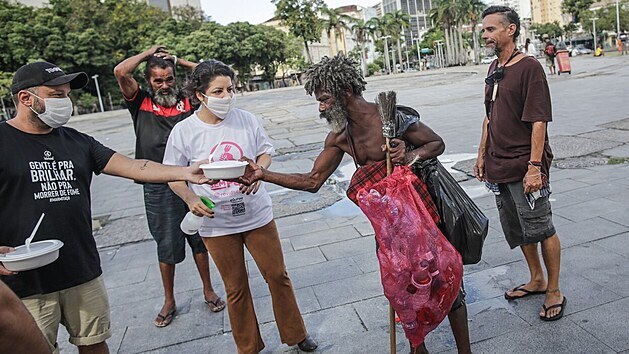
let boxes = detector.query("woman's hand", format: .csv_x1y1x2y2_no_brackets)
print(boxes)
185,196,214,218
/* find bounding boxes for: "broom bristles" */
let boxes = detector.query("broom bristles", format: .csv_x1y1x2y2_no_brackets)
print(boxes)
377,91,397,138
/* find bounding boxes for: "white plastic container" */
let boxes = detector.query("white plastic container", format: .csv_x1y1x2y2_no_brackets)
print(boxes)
200,160,247,179
0,240,64,271
180,212,204,235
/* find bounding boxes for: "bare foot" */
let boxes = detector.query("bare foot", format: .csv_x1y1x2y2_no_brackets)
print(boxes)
505,280,547,299
204,291,226,312
540,289,565,320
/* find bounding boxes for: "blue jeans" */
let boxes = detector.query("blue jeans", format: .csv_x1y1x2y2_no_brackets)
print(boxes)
143,183,206,264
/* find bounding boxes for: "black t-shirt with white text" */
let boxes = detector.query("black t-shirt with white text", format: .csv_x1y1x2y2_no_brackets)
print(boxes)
0,122,115,298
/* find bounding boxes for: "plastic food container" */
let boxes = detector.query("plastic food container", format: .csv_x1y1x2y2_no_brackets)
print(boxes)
200,161,248,179
0,240,64,271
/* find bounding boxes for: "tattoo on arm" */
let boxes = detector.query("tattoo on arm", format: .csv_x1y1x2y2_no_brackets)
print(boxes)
140,161,149,170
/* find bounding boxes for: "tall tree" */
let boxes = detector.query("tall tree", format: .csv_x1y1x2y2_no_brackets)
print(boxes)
273,0,325,63
562,0,595,23
389,10,411,71
351,18,370,76
321,6,352,56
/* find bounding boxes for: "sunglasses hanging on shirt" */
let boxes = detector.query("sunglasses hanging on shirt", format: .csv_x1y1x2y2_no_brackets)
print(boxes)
485,49,520,101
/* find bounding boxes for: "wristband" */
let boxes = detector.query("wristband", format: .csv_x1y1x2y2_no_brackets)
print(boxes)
172,55,178,65
528,160,542,167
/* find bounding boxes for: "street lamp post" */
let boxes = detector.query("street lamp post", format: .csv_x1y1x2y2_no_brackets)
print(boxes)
616,0,621,37
592,18,599,52
91,74,104,113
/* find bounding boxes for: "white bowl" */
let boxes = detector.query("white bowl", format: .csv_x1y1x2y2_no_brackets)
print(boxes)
0,240,64,272
200,160,248,179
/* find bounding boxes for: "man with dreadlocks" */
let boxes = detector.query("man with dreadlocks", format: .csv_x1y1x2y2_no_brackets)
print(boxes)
238,54,471,354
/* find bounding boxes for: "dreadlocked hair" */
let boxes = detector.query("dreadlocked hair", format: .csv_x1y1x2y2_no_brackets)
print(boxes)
304,54,367,97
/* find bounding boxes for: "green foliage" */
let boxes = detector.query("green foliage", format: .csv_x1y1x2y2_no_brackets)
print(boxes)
273,0,325,62
420,27,445,49
582,2,629,32
76,92,97,112
367,62,381,76
562,0,595,23
530,22,564,40
0,0,303,106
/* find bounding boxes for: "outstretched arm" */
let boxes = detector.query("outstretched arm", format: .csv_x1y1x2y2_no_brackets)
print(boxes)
102,153,212,185
240,135,345,193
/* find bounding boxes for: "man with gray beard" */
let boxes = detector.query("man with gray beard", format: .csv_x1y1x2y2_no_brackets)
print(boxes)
238,54,471,354
114,45,225,328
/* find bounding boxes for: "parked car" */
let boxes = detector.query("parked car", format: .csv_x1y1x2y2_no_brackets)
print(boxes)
571,45,592,56
480,56,496,64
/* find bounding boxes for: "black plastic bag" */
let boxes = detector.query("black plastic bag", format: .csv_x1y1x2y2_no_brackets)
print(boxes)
415,159,488,265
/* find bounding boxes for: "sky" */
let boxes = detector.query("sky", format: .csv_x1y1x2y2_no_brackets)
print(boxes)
200,0,381,26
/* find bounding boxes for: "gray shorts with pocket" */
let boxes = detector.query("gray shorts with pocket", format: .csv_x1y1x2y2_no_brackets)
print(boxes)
495,181,556,249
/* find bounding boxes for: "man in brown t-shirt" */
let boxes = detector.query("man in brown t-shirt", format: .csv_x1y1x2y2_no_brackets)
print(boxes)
474,6,566,321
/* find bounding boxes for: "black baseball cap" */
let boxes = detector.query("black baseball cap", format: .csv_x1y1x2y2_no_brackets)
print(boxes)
10,62,89,94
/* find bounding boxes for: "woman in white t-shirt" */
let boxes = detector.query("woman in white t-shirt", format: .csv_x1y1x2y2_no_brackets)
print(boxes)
164,60,317,353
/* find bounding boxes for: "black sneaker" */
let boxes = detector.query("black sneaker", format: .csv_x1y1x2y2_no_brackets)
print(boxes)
297,334,318,352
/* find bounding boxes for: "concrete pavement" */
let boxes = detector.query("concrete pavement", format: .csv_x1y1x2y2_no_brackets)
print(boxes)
57,54,629,353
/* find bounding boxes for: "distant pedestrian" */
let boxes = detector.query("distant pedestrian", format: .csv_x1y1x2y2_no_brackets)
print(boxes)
544,39,556,74
617,37,624,55
476,6,566,322
523,38,537,57
114,45,225,328
595,44,604,57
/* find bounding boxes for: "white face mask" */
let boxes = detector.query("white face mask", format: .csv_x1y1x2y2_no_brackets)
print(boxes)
201,92,235,119
27,92,73,128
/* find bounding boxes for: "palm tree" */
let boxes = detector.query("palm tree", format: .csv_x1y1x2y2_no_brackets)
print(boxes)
430,0,456,66
321,6,352,56
466,0,486,65
389,10,411,71
366,16,392,74
351,18,370,76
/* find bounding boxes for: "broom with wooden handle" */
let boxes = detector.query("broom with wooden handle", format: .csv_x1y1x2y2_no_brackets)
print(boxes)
376,91,398,354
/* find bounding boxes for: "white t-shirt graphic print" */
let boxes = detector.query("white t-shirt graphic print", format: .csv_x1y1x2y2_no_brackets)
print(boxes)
163,108,275,237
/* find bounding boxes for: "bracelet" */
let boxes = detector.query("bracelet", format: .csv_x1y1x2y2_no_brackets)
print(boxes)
524,173,541,178
172,55,178,65
528,160,542,167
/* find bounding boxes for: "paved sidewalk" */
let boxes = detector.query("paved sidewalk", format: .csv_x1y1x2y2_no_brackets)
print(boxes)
57,55,629,353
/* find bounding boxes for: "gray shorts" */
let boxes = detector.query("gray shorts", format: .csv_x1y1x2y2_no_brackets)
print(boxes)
495,181,556,249
143,183,207,264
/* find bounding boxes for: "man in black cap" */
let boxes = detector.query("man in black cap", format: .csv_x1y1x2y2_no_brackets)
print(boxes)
115,46,225,327
0,62,215,354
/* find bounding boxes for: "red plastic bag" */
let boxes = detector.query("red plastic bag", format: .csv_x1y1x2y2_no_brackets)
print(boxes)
357,166,463,346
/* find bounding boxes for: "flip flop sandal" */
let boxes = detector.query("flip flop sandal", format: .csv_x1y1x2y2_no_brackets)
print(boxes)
540,296,567,321
504,284,547,300
154,307,176,328
205,297,226,313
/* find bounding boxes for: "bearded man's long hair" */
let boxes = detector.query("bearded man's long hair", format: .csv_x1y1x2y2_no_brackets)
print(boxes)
304,54,367,98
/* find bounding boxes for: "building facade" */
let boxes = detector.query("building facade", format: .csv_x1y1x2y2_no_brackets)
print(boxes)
531,0,568,25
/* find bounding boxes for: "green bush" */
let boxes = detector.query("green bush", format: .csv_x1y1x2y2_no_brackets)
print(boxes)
76,93,98,114
367,62,381,76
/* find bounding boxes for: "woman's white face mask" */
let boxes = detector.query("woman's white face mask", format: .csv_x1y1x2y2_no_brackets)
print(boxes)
26,92,73,128
201,92,235,119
